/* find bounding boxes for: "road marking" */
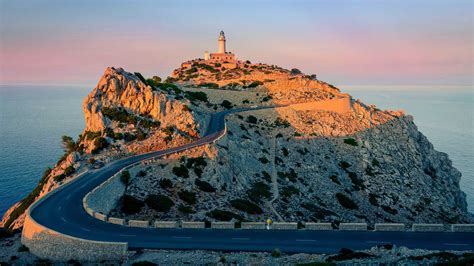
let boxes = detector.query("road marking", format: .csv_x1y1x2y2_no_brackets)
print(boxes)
60,217,67,222
172,236,192,239
81,228,91,232
232,238,250,241
119,234,135,237
444,243,468,246
296,239,318,242
366,241,390,244
58,206,62,211
66,194,71,199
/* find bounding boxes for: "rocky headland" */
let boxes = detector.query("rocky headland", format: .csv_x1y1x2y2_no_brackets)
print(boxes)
0,59,472,264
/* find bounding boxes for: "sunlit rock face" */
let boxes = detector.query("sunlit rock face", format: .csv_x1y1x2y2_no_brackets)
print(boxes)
83,67,200,137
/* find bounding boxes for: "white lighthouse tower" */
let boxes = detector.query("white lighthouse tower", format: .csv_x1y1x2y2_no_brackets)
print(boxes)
218,30,226,53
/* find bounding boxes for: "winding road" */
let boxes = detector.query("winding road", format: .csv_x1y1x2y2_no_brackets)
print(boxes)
27,108,474,254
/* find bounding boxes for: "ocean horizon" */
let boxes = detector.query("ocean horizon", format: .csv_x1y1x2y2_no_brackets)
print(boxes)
0,84,472,217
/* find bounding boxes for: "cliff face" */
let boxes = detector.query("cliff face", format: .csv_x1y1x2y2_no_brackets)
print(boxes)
2,61,470,231
1,67,205,230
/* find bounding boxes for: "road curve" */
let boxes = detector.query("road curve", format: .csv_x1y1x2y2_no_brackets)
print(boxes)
27,108,474,254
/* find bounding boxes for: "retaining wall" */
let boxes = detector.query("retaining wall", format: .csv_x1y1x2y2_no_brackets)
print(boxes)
94,212,107,222
211,222,235,229
84,169,126,216
22,205,127,261
375,223,406,232
182,221,205,229
241,222,266,230
451,224,474,232
154,221,178,228
128,220,149,228
412,224,445,232
339,223,367,231
108,217,126,226
272,222,298,230
305,223,332,230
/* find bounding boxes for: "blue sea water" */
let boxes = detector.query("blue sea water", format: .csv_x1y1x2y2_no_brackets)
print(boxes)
0,85,472,217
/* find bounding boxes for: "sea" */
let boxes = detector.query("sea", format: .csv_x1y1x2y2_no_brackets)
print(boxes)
0,85,472,217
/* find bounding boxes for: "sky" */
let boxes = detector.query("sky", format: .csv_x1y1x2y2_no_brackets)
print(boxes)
0,0,473,87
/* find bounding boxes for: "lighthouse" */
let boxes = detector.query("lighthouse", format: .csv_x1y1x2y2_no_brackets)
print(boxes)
218,30,226,53
207,30,236,63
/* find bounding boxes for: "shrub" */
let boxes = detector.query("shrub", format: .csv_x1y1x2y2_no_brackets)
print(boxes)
61,135,77,153
92,137,108,154
274,117,290,127
159,178,173,189
290,68,302,75
258,157,269,164
102,107,137,125
17,245,29,252
372,159,380,167
244,81,264,88
185,91,208,102
145,194,174,212
330,175,341,185
134,72,147,84
344,138,358,146
220,100,233,109
247,181,271,202
136,170,147,177
198,82,219,89
83,131,101,140
336,193,358,210
281,147,289,157
230,199,263,214
327,248,374,262
281,185,300,198
381,205,398,215
195,179,216,192
178,205,195,214
64,165,75,176
123,133,137,142
120,170,131,185
178,190,197,205
172,165,189,178
206,209,243,221
368,193,379,206
246,115,258,124
277,168,298,183
348,171,365,190
121,195,144,214
262,171,271,182
272,248,281,257
53,174,66,182
339,161,351,169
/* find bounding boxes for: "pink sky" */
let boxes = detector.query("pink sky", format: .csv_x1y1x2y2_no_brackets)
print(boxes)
1,0,472,86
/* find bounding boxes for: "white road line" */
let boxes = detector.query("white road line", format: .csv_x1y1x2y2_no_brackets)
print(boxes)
58,206,62,211
66,194,71,199
232,238,250,240
444,243,468,246
366,241,390,244
60,217,67,222
172,236,192,239
81,228,91,232
119,234,135,237
296,239,318,242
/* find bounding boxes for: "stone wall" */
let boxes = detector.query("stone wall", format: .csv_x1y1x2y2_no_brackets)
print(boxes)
85,169,126,216
339,223,367,231
272,222,298,230
451,224,474,232
22,206,127,261
375,223,406,231
211,222,234,229
305,223,332,230
412,224,445,232
241,222,266,230
182,221,205,229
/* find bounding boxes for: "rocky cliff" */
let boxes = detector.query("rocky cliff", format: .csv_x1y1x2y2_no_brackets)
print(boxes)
1,67,206,230
2,61,471,231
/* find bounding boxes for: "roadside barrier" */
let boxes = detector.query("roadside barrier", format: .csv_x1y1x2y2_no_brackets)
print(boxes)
241,222,266,230
374,223,406,232
272,222,298,230
451,224,474,232
412,224,445,232
211,222,235,229
339,223,367,231
305,223,332,230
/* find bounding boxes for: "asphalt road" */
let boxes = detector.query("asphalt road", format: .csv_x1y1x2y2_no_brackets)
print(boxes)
29,108,474,253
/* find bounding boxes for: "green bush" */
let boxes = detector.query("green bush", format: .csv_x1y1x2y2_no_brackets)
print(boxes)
82,131,101,140
102,107,137,125
220,100,233,109
277,169,298,183
330,175,341,185
159,178,173,189
185,91,208,102
134,72,147,84
195,179,216,192
348,171,365,190
290,68,302,75
132,261,157,266
261,171,271,182
244,80,264,88
230,199,263,214
91,137,108,154
339,161,351,169
145,194,174,212
53,174,65,182
17,245,29,252
258,157,269,164
247,181,272,202
61,135,77,153
178,190,197,204
344,138,358,146
136,170,147,177
246,115,258,124
274,117,290,127
281,185,300,198
120,170,131,185
272,248,281,257
206,209,242,221
172,165,189,178
123,133,137,142
178,205,195,214
64,165,75,176
281,147,289,157
368,193,379,206
336,193,359,210
121,195,144,214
